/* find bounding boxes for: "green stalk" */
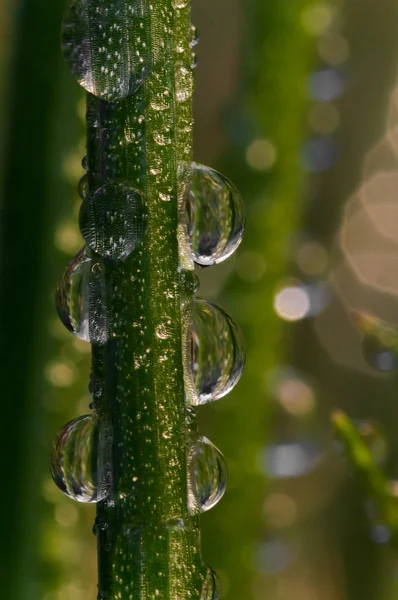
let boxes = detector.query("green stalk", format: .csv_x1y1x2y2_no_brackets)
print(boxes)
82,1,205,598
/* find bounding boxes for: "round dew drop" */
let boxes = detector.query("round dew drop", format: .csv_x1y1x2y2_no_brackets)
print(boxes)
55,247,91,342
200,566,222,600
80,181,146,260
184,163,245,266
188,436,227,513
50,414,110,503
61,0,151,101
175,63,194,102
55,246,107,344
188,297,245,405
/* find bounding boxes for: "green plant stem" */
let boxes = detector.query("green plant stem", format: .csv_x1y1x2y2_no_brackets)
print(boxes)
85,2,205,598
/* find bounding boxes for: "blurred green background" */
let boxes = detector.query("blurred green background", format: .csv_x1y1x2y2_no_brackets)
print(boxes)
2,0,398,598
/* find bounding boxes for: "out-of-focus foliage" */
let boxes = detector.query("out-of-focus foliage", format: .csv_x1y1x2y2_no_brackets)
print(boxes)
2,0,398,599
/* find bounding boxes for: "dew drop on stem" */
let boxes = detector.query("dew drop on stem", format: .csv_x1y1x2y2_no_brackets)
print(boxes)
79,180,146,260
50,414,111,503
188,297,245,405
184,163,245,266
55,246,108,344
200,566,222,600
188,436,227,513
61,0,151,101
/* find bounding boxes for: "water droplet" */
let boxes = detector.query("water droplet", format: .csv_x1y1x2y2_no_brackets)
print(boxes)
173,0,188,8
156,317,172,340
190,25,200,48
55,247,91,342
200,566,221,600
61,0,150,100
150,87,171,112
80,181,146,260
55,248,107,344
50,414,110,503
188,298,245,405
175,63,194,102
81,155,88,170
185,163,245,266
78,173,89,200
188,436,227,513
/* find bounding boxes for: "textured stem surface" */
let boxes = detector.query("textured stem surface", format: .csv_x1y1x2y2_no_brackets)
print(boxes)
85,2,204,598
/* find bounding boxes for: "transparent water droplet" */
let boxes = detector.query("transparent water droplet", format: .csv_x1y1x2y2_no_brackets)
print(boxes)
61,0,150,100
200,566,221,600
81,155,88,170
50,414,110,503
78,173,89,200
80,181,146,260
175,63,194,102
173,0,188,8
185,163,245,266
191,52,198,70
55,247,91,342
156,316,172,340
188,436,227,513
188,298,245,405
150,87,171,112
190,25,199,48
153,131,172,146
55,248,107,344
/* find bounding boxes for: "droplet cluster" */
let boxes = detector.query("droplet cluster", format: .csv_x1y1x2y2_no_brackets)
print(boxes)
51,3,243,598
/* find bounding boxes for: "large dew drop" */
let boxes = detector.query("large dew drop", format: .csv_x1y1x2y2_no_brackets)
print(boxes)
184,163,245,266
200,567,221,600
188,436,227,513
61,0,150,101
188,298,245,406
55,247,107,344
80,181,146,260
50,414,110,503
